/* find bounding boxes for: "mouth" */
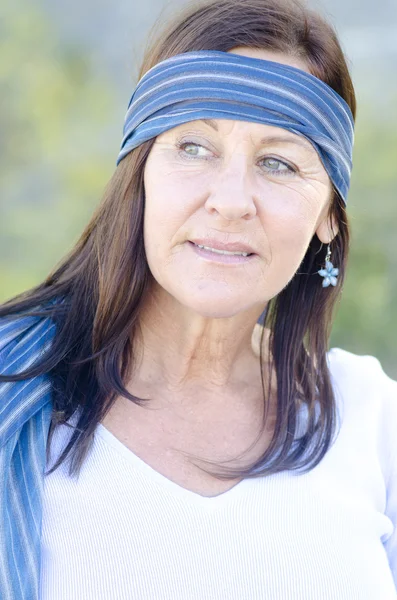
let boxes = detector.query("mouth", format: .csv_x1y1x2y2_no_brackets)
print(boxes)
187,241,257,264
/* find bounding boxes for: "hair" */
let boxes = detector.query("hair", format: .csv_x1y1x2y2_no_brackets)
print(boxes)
0,0,355,481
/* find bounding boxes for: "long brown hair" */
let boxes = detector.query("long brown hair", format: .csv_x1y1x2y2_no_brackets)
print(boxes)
0,0,355,480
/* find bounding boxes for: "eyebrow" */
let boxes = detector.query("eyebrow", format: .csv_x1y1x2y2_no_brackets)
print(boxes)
199,119,313,152
201,118,219,130
259,135,314,151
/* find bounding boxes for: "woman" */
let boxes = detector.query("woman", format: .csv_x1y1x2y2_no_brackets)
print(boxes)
0,0,396,598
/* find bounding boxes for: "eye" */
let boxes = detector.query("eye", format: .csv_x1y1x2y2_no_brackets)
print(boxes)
259,157,297,176
178,142,212,159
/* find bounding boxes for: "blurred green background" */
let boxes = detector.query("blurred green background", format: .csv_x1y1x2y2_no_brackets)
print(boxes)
1,0,396,377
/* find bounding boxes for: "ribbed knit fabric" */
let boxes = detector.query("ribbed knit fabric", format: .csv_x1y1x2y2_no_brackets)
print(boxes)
40,348,397,599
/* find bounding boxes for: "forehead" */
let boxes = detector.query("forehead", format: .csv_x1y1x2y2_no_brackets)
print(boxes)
163,118,316,152
228,46,310,74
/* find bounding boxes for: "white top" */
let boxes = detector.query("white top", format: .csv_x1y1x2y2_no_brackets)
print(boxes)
40,348,397,599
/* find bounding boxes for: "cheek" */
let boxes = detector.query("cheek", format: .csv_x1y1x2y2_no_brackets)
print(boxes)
267,210,313,243
259,194,320,267
143,164,192,272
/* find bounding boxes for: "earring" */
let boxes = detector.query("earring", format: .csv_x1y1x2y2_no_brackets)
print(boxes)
318,244,339,288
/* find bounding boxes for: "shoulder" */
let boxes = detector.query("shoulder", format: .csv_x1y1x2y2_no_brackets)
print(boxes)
327,346,397,452
0,308,58,447
326,346,397,396
0,297,65,370
0,311,56,374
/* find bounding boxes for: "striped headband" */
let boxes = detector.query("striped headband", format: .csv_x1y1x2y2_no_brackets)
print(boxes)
117,50,355,204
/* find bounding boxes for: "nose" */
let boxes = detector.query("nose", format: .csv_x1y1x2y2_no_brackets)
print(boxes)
204,157,257,221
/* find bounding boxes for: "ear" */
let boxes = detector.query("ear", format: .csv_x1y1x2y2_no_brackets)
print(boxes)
315,213,339,245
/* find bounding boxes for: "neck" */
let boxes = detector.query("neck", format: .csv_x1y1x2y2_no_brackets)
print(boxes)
132,284,269,404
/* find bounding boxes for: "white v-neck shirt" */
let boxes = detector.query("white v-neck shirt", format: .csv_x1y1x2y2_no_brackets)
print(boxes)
40,348,397,599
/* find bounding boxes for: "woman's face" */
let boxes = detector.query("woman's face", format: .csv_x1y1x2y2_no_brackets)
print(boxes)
143,48,336,318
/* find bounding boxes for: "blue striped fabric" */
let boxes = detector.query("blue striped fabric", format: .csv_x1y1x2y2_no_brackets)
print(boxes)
0,313,55,599
117,51,355,203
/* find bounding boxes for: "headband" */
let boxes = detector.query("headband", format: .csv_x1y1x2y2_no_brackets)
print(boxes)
117,50,354,204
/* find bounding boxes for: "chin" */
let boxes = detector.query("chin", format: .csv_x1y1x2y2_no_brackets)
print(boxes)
190,308,241,319
179,295,251,319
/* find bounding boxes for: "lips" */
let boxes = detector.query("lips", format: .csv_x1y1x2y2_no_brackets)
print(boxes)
188,241,256,264
188,237,256,255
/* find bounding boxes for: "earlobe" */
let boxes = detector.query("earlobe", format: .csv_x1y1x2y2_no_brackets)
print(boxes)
315,216,339,245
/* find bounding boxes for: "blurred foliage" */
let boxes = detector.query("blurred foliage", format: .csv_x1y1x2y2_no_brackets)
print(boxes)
330,100,397,378
0,2,115,290
1,1,396,378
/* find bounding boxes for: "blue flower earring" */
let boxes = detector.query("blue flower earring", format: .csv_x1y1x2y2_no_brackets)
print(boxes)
318,244,339,288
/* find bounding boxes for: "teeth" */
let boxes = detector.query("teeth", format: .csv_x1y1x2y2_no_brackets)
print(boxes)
196,244,249,257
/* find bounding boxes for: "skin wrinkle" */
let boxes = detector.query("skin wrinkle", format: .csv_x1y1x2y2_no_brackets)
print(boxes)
202,117,319,155
112,48,338,423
